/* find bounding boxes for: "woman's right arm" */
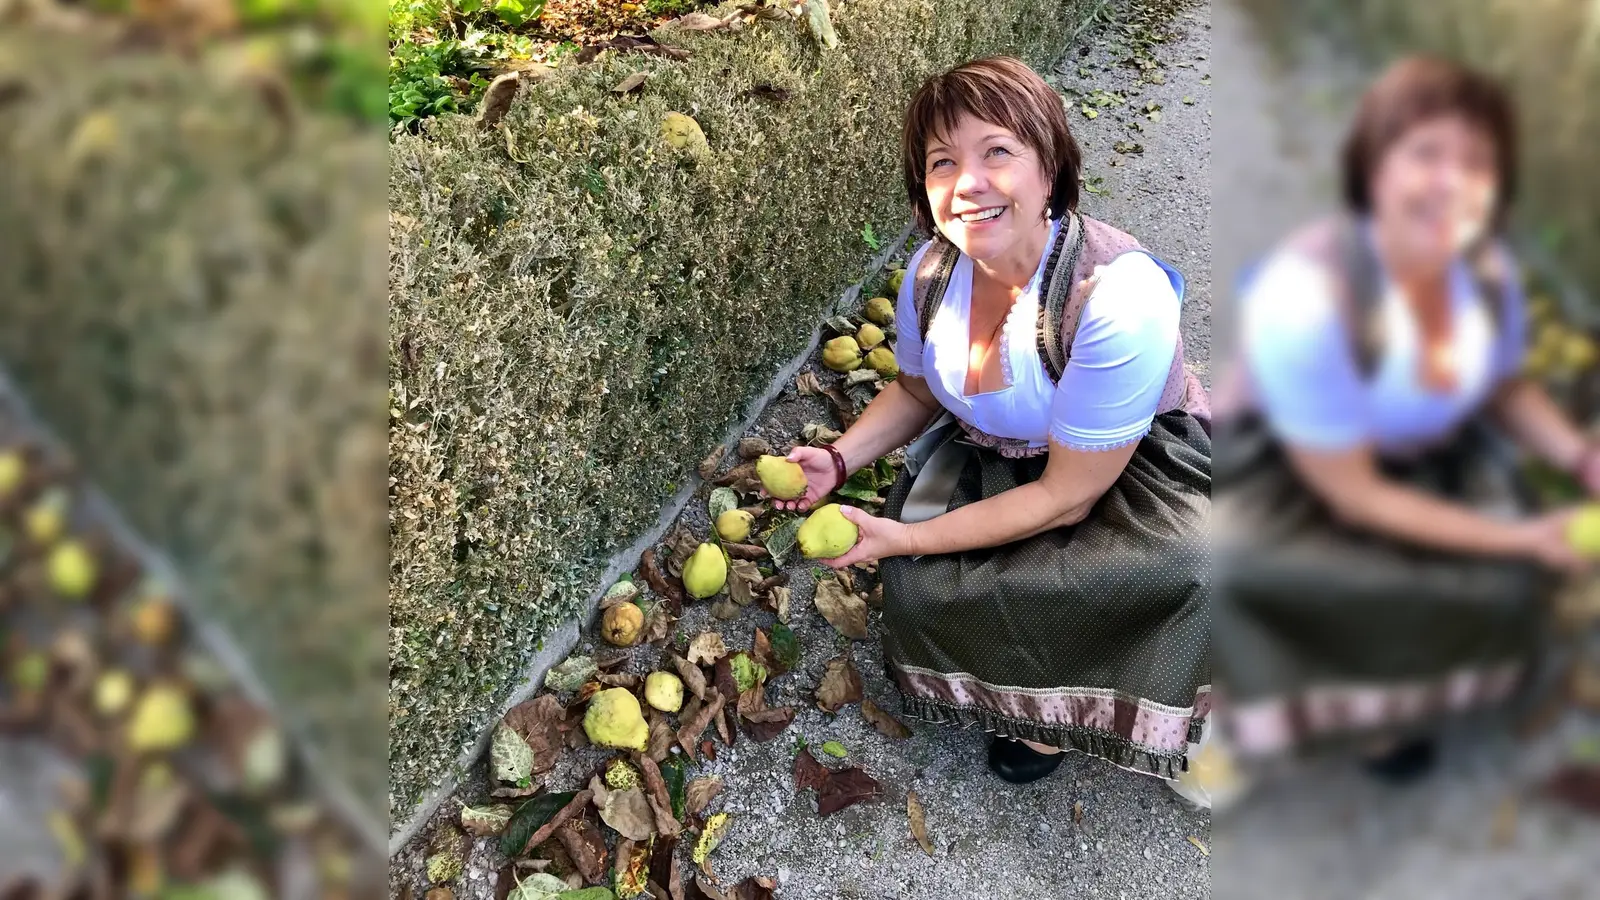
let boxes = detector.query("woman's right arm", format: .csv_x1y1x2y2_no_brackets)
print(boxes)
1280,442,1575,566
1243,251,1582,569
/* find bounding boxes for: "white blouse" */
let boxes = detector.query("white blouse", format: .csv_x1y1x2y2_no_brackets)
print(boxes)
1238,234,1524,453
893,220,1185,452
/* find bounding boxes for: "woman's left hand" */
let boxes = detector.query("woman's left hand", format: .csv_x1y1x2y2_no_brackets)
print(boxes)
817,504,911,569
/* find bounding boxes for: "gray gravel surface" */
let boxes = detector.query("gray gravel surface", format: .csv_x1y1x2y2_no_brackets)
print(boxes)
391,2,1215,897
1063,0,1214,387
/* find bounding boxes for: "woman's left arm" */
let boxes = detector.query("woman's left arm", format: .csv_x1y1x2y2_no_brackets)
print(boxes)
818,251,1179,566
1489,377,1600,489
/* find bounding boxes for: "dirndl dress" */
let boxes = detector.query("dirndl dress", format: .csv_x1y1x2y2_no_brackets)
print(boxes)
878,410,1212,780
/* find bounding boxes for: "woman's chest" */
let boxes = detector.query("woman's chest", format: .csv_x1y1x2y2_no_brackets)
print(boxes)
1367,289,1498,444
922,274,1056,441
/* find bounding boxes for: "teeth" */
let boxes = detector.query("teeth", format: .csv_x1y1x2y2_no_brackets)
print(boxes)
960,207,1004,223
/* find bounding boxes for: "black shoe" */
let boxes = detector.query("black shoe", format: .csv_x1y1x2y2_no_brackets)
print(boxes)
1360,738,1438,785
987,736,1066,784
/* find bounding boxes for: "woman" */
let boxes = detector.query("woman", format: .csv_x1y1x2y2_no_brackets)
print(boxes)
769,57,1212,784
1214,56,1596,780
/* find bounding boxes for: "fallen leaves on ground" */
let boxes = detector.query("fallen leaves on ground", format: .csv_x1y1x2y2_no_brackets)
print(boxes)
598,785,657,841
555,816,609,884
907,791,933,855
813,576,868,639
633,752,683,837
816,655,863,712
688,632,727,666
613,72,649,94
792,745,882,816
698,446,726,480
727,560,763,606
501,790,587,857
1187,835,1209,856
461,802,514,837
860,698,910,739
685,777,724,817
640,549,686,610
678,694,726,760
670,654,709,701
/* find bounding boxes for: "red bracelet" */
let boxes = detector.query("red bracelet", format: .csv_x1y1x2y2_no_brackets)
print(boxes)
821,443,849,492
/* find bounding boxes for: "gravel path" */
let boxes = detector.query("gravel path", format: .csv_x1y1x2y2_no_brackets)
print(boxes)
391,3,1216,897
1063,0,1214,386
1209,1,1600,897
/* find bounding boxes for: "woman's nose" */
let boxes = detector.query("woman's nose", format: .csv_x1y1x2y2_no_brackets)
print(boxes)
953,163,987,197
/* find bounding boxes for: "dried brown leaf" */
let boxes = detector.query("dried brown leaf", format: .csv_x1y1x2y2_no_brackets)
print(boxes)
813,577,868,640
669,10,739,30
728,560,762,607
697,445,726,480
597,672,642,689
677,694,725,759
687,632,727,666
555,817,609,884
478,72,521,130
715,704,733,745
685,777,724,817
751,629,787,678
645,603,677,645
1073,800,1084,824
641,550,686,611
669,654,709,701
907,791,933,855
713,462,757,489
860,698,911,739
772,586,792,624
866,584,883,609
793,747,829,793
700,739,717,761
598,787,656,841
817,767,882,816
713,657,739,702
633,752,683,837
666,527,699,577
738,705,795,742
648,709,675,763
710,597,741,619
816,655,863,713
795,372,823,396
650,834,683,900
821,386,858,430
503,694,565,775
724,544,769,561
737,438,774,459
613,71,648,94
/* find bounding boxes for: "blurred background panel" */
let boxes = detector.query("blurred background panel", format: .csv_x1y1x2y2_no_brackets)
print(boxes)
1212,0,1600,898
0,0,387,892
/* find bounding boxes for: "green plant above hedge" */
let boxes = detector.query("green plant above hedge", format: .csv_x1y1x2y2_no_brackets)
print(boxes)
388,0,1094,818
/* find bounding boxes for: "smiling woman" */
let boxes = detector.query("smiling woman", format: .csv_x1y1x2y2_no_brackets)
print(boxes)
768,57,1213,787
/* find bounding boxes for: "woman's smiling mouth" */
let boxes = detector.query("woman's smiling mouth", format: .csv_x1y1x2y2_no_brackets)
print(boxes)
957,206,1007,226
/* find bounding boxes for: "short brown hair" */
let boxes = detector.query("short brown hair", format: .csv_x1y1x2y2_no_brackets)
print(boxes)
901,57,1081,236
1341,55,1518,227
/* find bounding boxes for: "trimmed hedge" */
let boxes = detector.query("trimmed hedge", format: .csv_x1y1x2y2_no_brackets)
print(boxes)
0,33,387,819
388,0,1096,814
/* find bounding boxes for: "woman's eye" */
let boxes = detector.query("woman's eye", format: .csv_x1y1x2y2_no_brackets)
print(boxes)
988,146,1011,157
930,158,952,170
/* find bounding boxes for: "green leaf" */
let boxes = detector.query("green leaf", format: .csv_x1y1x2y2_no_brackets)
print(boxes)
661,756,688,820
708,487,740,522
862,222,881,250
835,468,880,501
873,456,896,488
1081,105,1098,119
499,791,579,857
508,873,570,900
820,740,848,758
765,516,802,567
769,622,802,671
557,890,617,900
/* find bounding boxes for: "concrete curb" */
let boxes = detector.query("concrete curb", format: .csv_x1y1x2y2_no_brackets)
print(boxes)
386,221,917,856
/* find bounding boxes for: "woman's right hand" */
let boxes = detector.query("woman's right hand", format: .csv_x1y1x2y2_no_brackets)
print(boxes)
1515,509,1593,573
765,446,840,513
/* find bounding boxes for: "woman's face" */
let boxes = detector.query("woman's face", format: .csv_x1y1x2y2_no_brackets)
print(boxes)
1369,113,1499,262
922,114,1052,263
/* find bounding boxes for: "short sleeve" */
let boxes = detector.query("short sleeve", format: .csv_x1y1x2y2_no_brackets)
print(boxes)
1240,251,1370,450
892,241,936,379
1490,247,1527,381
1048,252,1181,451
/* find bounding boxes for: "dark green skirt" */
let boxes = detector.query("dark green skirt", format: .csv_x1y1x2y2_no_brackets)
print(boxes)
1213,413,1551,758
878,411,1212,780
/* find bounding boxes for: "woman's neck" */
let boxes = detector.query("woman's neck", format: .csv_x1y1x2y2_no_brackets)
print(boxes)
1370,216,1451,303
970,218,1053,295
